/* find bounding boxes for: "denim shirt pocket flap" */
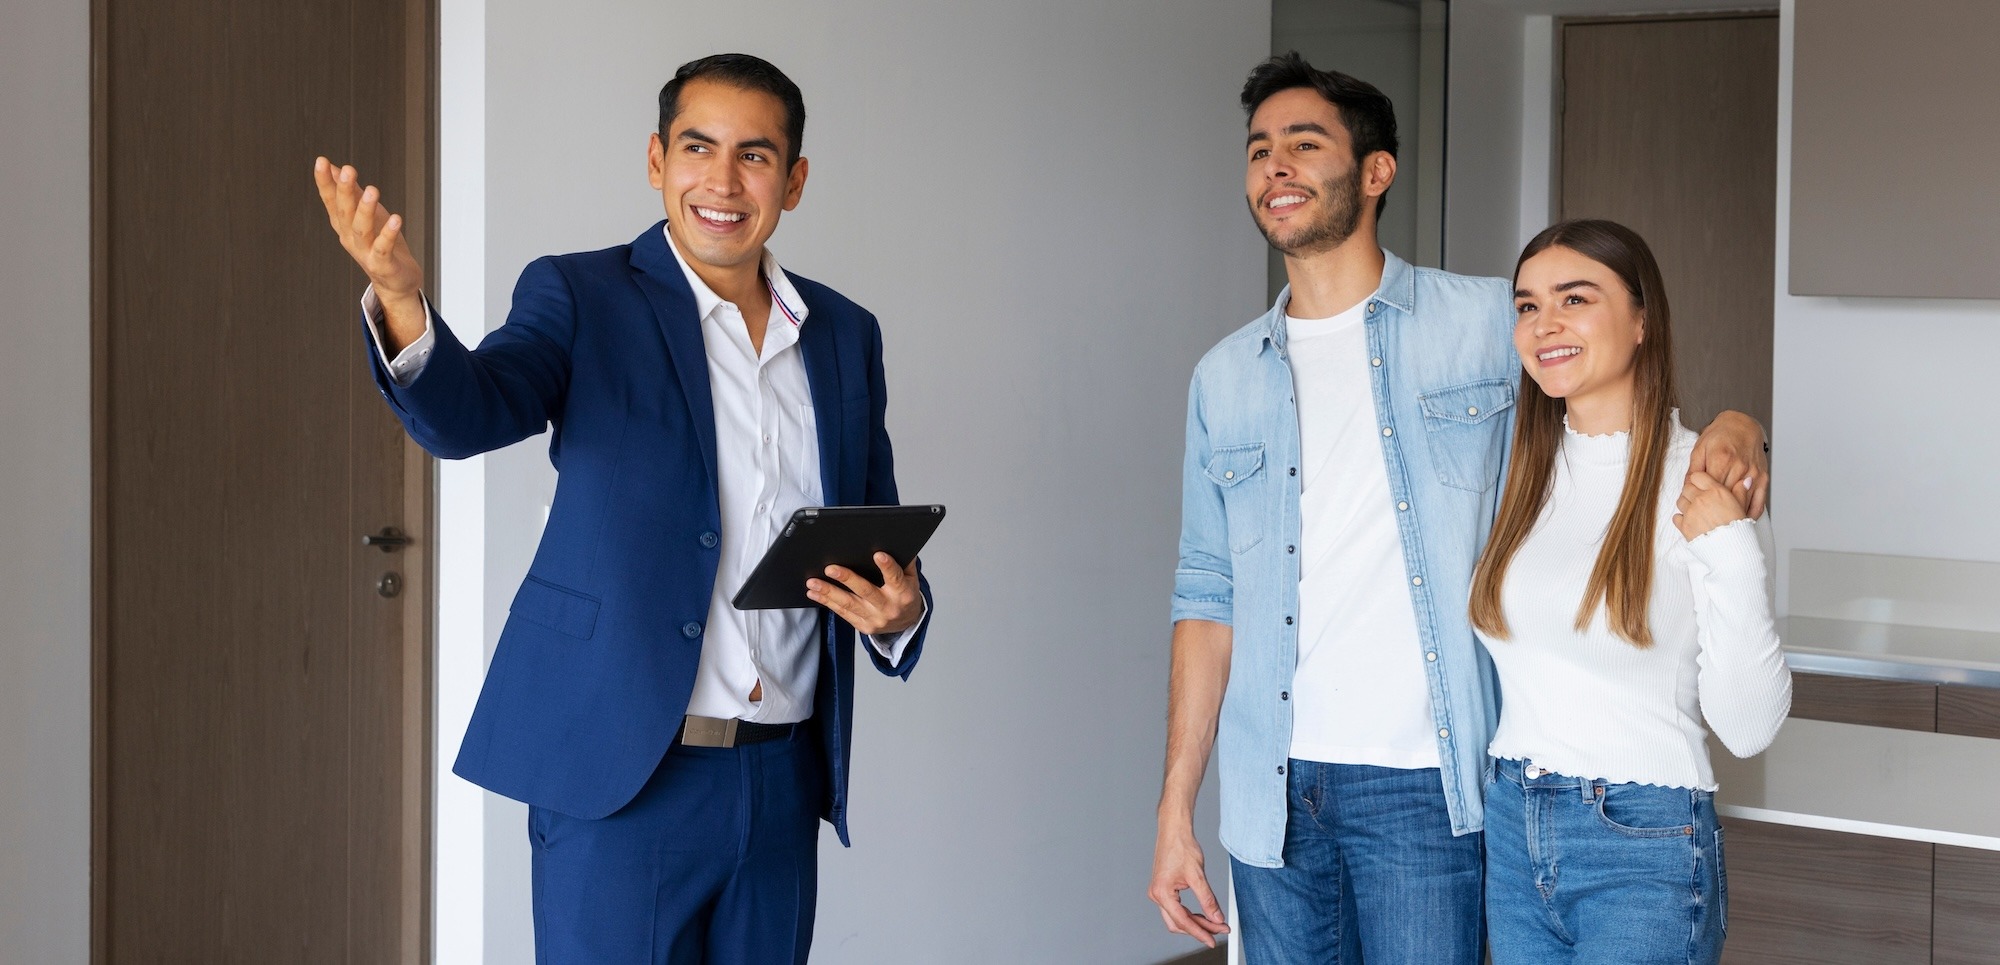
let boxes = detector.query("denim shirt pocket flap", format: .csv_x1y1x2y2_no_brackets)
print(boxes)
1417,379,1516,426
511,575,602,639
1204,443,1265,488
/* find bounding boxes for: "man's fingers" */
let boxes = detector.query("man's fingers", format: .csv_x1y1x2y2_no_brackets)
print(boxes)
332,165,362,229
1189,876,1229,934
1155,893,1215,947
313,158,339,216
874,553,909,590
372,212,403,261
1687,471,1718,491
806,579,883,634
823,564,884,604
1748,473,1770,519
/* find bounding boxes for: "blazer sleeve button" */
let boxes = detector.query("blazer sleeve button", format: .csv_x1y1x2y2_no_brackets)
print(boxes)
681,622,702,639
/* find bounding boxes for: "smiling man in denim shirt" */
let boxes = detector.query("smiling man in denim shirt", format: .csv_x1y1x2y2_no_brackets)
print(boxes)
1146,54,1770,964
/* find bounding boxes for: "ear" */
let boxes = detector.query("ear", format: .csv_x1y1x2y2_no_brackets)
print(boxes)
782,155,810,211
646,133,666,191
1364,150,1398,201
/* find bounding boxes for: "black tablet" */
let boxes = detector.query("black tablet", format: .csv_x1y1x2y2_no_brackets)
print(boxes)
731,505,946,610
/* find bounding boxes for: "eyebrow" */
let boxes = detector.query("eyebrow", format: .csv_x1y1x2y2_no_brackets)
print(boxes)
1246,121,1333,148
675,127,782,154
1514,280,1605,298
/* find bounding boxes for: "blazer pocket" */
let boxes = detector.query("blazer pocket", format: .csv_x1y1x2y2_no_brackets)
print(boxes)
510,575,602,639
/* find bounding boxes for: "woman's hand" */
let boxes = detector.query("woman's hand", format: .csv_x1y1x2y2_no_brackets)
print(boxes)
1674,470,1752,540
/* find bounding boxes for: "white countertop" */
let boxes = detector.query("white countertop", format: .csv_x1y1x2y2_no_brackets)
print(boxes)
1781,615,2000,687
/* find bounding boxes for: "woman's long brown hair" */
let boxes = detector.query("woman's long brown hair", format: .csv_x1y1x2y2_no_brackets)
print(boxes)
1469,219,1678,647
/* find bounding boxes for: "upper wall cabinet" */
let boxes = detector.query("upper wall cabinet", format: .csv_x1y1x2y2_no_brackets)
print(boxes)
1789,0,2000,299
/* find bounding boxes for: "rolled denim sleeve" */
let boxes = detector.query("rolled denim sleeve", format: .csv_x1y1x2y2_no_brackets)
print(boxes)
1172,367,1234,625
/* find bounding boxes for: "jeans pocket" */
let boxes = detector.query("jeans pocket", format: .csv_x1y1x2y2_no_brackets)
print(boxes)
1591,783,1697,839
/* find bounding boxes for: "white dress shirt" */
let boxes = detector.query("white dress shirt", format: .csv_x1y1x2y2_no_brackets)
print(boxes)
363,227,919,725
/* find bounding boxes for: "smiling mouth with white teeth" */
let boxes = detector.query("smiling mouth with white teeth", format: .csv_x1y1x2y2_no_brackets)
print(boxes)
1267,193,1309,211
1537,346,1581,362
693,206,746,224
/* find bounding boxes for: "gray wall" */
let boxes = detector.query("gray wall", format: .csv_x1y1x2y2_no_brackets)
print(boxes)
0,0,92,960
452,1,1270,961
1442,0,1531,278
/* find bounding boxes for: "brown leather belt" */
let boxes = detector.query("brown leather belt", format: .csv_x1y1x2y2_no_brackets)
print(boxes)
676,714,801,748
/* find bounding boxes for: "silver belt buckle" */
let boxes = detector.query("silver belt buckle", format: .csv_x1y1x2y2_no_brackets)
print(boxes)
681,714,740,748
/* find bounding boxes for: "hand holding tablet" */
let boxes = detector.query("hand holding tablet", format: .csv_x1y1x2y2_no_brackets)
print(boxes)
732,506,946,628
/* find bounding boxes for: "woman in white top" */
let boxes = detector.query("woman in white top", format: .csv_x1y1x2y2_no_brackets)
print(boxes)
1469,219,1792,964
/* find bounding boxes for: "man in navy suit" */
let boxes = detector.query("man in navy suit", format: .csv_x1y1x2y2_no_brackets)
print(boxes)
313,53,932,964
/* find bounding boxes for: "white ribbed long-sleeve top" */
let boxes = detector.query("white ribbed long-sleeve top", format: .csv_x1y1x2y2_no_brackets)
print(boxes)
1477,419,1792,790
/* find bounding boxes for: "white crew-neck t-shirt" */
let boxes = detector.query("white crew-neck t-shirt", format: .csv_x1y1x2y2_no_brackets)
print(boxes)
1284,301,1441,769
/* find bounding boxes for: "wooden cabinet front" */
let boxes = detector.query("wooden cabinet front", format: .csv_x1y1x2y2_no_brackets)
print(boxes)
1720,820,1932,965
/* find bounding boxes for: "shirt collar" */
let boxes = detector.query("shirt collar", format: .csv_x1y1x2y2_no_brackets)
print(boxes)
1259,246,1416,354
661,223,811,327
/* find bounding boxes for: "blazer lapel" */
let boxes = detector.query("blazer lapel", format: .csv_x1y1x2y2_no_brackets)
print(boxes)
628,223,720,494
792,272,845,505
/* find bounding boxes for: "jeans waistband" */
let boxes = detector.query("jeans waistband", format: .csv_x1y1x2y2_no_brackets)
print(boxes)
1493,757,1601,801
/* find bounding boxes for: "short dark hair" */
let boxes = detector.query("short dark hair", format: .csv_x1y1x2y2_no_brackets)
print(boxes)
658,53,807,168
1241,52,1399,217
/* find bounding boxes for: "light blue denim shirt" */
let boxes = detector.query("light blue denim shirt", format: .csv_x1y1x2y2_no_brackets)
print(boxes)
1173,250,1518,866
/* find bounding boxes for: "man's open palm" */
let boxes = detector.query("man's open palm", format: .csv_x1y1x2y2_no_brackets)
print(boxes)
313,157,424,302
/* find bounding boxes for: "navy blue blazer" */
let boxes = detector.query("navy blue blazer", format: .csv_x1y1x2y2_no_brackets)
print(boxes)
365,222,929,845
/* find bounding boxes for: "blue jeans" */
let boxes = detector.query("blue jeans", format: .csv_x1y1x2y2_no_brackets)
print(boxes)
1484,758,1726,965
1230,762,1484,965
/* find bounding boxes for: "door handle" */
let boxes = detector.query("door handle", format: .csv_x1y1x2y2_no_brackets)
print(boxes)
362,527,412,552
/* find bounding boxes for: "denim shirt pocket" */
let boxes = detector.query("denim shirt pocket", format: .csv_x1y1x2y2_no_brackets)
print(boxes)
1204,442,1268,554
1418,378,1515,492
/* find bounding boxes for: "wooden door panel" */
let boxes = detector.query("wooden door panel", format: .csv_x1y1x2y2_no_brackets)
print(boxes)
1560,15,1778,431
97,0,430,960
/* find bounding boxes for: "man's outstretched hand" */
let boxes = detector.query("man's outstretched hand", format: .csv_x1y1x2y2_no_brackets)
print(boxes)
313,157,427,353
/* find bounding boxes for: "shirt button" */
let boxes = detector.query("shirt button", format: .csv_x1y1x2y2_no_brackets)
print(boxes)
681,622,702,639
1367,302,1378,314
1371,357,1382,367
1284,616,1294,625
1287,545,1295,554
1382,426,1393,437
1277,765,1286,775
1280,691,1289,700
1426,651,1438,662
1412,576,1424,587
1223,470,1235,480
1438,728,1451,739
762,434,773,445
1467,406,1479,416
1397,501,1410,511
699,531,719,548
1289,467,1297,477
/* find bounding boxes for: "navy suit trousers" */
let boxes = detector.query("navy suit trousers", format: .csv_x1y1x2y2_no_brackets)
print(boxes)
528,729,825,964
